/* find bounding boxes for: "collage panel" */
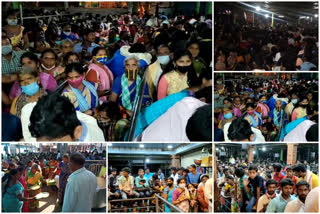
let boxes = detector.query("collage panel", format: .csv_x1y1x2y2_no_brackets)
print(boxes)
214,1,318,71
2,1,212,143
214,143,319,213
214,72,318,142
107,143,213,212
1,143,106,212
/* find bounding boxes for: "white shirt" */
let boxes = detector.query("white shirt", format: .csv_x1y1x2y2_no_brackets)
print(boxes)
304,187,319,212
224,122,265,142
170,173,180,186
284,120,316,142
141,97,206,141
62,167,97,212
284,198,305,212
21,102,104,141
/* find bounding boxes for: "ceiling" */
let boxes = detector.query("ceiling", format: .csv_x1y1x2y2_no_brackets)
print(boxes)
215,2,318,19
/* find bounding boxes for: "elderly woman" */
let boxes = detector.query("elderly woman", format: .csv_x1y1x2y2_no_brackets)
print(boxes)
62,62,99,115
58,39,74,59
10,66,46,118
110,55,152,115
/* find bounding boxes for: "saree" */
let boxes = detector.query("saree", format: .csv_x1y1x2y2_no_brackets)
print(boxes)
62,81,99,113
173,188,190,212
18,176,29,212
244,112,262,128
58,162,71,204
164,186,177,212
2,181,24,212
87,63,114,102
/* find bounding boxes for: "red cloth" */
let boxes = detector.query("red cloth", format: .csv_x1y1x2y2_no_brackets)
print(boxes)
273,172,285,188
283,175,297,193
19,176,29,212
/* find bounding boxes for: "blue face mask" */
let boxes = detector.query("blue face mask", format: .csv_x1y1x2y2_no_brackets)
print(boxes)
96,56,108,64
262,100,268,104
2,44,12,55
292,99,298,104
21,82,40,96
224,112,233,120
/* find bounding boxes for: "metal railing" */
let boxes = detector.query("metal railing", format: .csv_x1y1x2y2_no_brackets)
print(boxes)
127,67,148,141
108,194,183,213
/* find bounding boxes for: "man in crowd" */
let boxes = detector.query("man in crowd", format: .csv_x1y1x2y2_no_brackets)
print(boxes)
257,179,278,212
284,181,310,212
62,152,98,212
266,178,296,212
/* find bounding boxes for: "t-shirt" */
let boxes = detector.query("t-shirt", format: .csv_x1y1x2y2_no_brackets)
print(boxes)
248,175,265,197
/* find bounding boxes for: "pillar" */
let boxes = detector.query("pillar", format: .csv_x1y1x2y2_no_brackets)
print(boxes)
195,2,200,14
287,144,298,165
207,2,212,15
64,2,69,10
280,149,283,161
171,154,181,168
248,145,255,163
213,144,219,212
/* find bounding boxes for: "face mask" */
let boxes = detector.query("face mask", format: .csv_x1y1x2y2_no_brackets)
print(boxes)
63,31,71,36
179,183,186,188
176,65,192,73
21,82,40,96
67,76,84,88
300,104,308,108
261,100,268,104
167,183,173,187
214,94,219,99
41,64,55,71
157,55,170,65
217,81,222,84
224,112,233,120
55,41,62,46
291,99,298,104
7,19,18,26
2,44,12,55
125,69,138,81
247,110,255,115
96,56,108,65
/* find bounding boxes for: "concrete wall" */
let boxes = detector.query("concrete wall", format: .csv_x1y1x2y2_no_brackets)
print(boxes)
181,148,203,167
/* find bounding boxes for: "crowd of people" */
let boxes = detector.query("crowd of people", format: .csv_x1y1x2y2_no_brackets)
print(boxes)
214,17,318,71
108,164,212,212
1,149,106,212
214,74,319,142
216,159,319,212
2,7,212,142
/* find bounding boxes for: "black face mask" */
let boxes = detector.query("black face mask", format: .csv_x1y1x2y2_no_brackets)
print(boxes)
125,69,138,81
168,183,173,187
300,104,308,108
176,65,192,73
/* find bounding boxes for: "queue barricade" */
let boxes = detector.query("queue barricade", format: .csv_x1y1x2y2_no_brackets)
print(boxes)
108,194,183,213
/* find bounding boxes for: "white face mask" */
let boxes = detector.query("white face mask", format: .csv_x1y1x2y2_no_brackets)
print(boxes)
179,183,186,188
7,19,18,26
157,55,170,65
41,63,55,71
64,31,71,36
